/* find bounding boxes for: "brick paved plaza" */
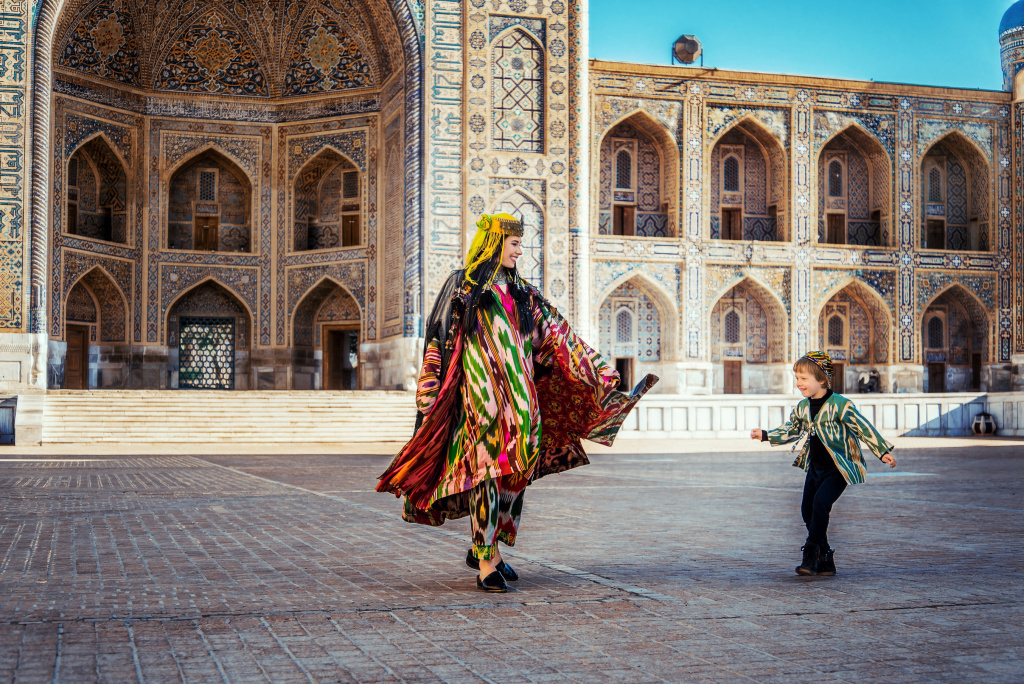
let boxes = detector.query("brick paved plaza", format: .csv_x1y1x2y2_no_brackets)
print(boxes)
0,441,1020,682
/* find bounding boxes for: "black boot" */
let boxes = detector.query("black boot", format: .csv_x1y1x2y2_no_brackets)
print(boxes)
466,549,519,581
818,547,836,576
796,542,819,576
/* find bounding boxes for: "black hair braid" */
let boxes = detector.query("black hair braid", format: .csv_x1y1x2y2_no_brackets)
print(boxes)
462,252,536,339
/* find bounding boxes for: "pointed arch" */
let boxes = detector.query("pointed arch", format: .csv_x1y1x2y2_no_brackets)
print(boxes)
291,276,363,349
920,130,991,252
66,265,128,343
292,148,362,252
920,283,992,379
817,123,892,246
163,144,254,186
710,116,789,242
595,270,678,362
491,189,545,288
815,277,893,365
709,275,788,365
166,148,254,253
165,276,255,328
596,108,679,237
67,130,130,174
67,134,130,243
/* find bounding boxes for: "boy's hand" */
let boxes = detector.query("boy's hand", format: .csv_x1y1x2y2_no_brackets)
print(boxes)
750,428,763,441
881,453,897,469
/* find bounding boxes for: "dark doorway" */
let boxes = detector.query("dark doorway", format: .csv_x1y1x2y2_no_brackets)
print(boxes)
831,362,845,393
615,358,633,391
65,325,89,390
971,353,982,391
926,220,945,249
928,362,946,393
325,327,359,390
613,205,635,236
724,360,742,394
721,208,741,240
826,214,846,244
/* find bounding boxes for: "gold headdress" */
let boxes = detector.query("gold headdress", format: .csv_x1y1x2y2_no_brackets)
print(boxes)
463,213,523,285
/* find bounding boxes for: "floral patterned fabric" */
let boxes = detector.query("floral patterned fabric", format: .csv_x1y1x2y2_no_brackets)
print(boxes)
378,271,658,526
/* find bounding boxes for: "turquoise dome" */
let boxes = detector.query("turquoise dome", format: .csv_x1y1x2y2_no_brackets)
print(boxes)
1001,1,1024,36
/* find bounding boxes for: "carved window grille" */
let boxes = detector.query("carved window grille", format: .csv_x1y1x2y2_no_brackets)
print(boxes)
827,315,844,347
343,171,359,199
198,170,217,202
723,156,740,193
929,167,943,202
927,316,944,349
492,28,544,152
615,150,632,190
828,160,843,197
724,310,741,344
616,309,633,344
178,316,235,390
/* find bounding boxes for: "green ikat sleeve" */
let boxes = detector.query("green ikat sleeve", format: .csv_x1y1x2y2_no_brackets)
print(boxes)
766,406,806,446
841,403,895,460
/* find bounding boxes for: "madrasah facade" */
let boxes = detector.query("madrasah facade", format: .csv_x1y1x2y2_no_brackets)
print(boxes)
0,0,1023,397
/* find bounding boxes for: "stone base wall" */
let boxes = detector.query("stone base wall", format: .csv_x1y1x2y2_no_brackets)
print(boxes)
361,337,423,391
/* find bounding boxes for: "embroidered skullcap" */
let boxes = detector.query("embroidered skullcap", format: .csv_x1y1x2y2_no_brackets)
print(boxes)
464,213,523,285
802,350,834,389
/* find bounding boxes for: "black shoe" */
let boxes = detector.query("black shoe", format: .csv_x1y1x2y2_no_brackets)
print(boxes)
796,543,819,576
476,570,508,592
466,549,519,581
818,548,836,576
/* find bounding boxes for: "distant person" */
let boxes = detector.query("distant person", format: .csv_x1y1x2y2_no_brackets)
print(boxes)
750,351,896,576
378,213,657,592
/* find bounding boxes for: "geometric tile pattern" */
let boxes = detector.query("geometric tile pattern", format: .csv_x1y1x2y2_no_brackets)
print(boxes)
598,281,661,362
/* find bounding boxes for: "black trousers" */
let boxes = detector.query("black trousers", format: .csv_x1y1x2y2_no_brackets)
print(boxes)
801,463,847,549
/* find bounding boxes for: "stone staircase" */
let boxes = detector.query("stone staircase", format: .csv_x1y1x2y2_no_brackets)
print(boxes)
42,390,418,444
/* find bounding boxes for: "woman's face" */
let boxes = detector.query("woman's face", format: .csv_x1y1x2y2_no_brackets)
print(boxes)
501,236,523,269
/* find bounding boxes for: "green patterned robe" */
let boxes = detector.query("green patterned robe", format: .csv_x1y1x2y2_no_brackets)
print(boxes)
767,393,895,485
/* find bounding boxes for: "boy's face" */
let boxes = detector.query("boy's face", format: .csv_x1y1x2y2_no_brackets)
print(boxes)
795,369,826,398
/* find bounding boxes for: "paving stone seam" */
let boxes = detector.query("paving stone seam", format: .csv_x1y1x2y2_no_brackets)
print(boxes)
198,457,683,605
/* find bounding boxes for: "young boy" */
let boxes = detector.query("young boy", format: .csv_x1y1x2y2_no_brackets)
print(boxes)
751,350,896,576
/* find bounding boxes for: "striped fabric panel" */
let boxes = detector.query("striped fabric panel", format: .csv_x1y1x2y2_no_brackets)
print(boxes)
415,339,443,414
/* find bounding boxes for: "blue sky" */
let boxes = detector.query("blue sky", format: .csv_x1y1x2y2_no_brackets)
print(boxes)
589,0,1012,91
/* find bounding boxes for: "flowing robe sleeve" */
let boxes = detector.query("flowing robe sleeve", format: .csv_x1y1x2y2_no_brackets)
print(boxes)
416,340,443,415
530,294,658,478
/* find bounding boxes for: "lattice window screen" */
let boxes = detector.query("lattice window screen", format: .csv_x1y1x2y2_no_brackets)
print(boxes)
929,167,942,202
343,171,359,199
827,315,844,346
198,171,217,202
492,29,544,152
828,160,843,197
68,158,79,186
616,309,633,343
724,310,741,344
723,156,740,192
615,150,632,189
927,316,944,349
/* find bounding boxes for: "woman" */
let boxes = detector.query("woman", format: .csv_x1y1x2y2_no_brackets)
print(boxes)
377,213,657,592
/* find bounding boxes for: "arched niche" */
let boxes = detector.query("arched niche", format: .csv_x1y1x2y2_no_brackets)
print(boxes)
597,110,679,237
920,131,992,252
66,136,129,244
167,280,252,390
167,150,253,253
596,276,673,390
709,277,788,394
920,284,990,393
61,266,129,389
817,125,892,246
816,279,892,393
709,118,788,242
491,190,545,289
292,278,363,390
293,149,362,252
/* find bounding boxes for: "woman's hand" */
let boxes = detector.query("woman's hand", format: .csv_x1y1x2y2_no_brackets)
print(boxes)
881,453,897,469
750,428,763,441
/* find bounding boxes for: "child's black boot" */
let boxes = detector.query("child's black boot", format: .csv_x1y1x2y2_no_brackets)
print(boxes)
817,547,836,576
796,542,819,575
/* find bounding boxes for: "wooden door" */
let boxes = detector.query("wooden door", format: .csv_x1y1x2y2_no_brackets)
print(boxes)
615,358,633,392
721,209,741,240
928,362,946,393
831,362,845,393
195,217,219,251
926,220,945,249
826,214,846,244
65,325,89,390
971,353,982,391
724,360,742,394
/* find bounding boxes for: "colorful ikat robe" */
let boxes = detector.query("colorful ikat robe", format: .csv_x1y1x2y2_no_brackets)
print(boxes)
767,392,895,485
377,271,658,525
